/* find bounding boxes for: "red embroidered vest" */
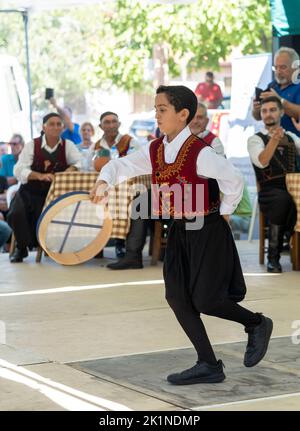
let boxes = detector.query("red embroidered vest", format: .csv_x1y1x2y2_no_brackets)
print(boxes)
94,134,132,158
149,135,220,218
22,136,69,195
201,131,216,146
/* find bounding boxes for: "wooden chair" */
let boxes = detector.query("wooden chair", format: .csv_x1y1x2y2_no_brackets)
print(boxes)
290,231,300,270
149,221,168,265
259,209,269,265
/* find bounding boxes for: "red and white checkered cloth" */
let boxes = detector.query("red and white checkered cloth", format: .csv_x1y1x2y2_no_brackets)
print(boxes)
44,172,152,239
286,173,300,232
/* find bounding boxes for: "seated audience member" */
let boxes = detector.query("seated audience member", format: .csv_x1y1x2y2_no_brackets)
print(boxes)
0,142,8,158
7,113,81,263
189,102,224,155
92,111,140,259
230,183,252,239
49,97,82,145
0,134,24,188
248,96,300,273
0,219,12,250
79,122,95,171
291,116,300,171
252,47,300,137
79,122,95,150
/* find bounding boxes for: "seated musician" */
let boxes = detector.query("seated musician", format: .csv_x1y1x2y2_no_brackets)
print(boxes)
248,96,300,273
7,113,81,263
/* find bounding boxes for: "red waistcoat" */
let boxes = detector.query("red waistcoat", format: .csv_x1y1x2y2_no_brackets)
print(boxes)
201,131,216,146
31,136,69,173
149,135,220,218
23,136,69,195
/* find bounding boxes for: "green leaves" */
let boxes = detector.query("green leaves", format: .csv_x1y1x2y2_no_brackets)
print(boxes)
0,0,271,103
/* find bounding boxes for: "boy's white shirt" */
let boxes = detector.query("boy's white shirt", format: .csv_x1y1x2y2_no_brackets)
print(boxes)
98,126,243,215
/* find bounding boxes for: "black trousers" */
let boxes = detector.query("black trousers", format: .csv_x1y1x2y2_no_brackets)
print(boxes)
258,187,297,230
7,188,46,249
164,216,260,365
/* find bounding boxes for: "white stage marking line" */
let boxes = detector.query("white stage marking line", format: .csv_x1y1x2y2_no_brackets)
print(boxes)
0,272,279,297
193,391,300,410
0,280,164,297
0,357,131,411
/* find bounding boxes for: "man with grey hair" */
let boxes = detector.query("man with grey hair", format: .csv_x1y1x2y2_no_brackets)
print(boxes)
189,102,224,155
252,46,300,136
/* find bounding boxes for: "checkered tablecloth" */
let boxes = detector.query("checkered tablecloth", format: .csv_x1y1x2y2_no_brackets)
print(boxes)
286,173,300,232
44,172,152,239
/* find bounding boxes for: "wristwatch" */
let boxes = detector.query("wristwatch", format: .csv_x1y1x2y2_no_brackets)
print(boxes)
280,97,285,106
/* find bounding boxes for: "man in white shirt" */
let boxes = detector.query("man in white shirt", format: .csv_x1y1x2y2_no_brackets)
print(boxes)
189,102,224,155
7,113,81,263
93,111,140,260
248,96,300,273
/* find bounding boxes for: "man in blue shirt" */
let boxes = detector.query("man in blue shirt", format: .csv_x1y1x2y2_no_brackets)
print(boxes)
252,47,300,136
49,98,82,145
0,134,24,187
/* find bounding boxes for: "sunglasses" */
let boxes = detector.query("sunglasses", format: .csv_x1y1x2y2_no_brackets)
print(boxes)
9,142,21,146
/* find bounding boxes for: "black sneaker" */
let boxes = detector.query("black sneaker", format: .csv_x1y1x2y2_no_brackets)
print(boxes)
167,360,225,385
244,315,273,367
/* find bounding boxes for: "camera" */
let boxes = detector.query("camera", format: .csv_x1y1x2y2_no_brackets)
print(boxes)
45,88,54,100
255,87,264,101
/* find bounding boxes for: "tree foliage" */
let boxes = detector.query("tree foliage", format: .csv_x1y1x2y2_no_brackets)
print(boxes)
90,0,272,91
0,0,272,102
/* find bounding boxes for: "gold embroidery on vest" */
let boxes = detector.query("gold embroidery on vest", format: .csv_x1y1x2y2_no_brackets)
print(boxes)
154,135,199,181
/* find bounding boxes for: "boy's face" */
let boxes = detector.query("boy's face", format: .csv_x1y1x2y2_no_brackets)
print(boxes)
154,93,189,136
189,107,209,135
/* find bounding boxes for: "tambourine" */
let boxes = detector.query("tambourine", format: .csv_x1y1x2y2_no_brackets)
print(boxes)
37,191,112,265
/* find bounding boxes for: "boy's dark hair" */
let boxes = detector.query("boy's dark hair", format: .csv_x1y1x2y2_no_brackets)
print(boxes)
156,85,198,124
206,71,214,78
100,111,119,123
261,96,283,110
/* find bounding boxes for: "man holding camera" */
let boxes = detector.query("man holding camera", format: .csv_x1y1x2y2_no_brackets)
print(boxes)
248,96,300,273
46,89,82,145
252,47,300,136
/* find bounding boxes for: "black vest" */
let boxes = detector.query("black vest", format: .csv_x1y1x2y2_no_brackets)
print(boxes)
252,132,297,189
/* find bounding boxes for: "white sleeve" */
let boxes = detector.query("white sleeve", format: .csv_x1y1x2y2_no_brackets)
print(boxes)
13,141,34,184
98,143,152,186
247,134,266,168
65,140,82,169
286,131,300,155
196,146,244,215
211,137,225,156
